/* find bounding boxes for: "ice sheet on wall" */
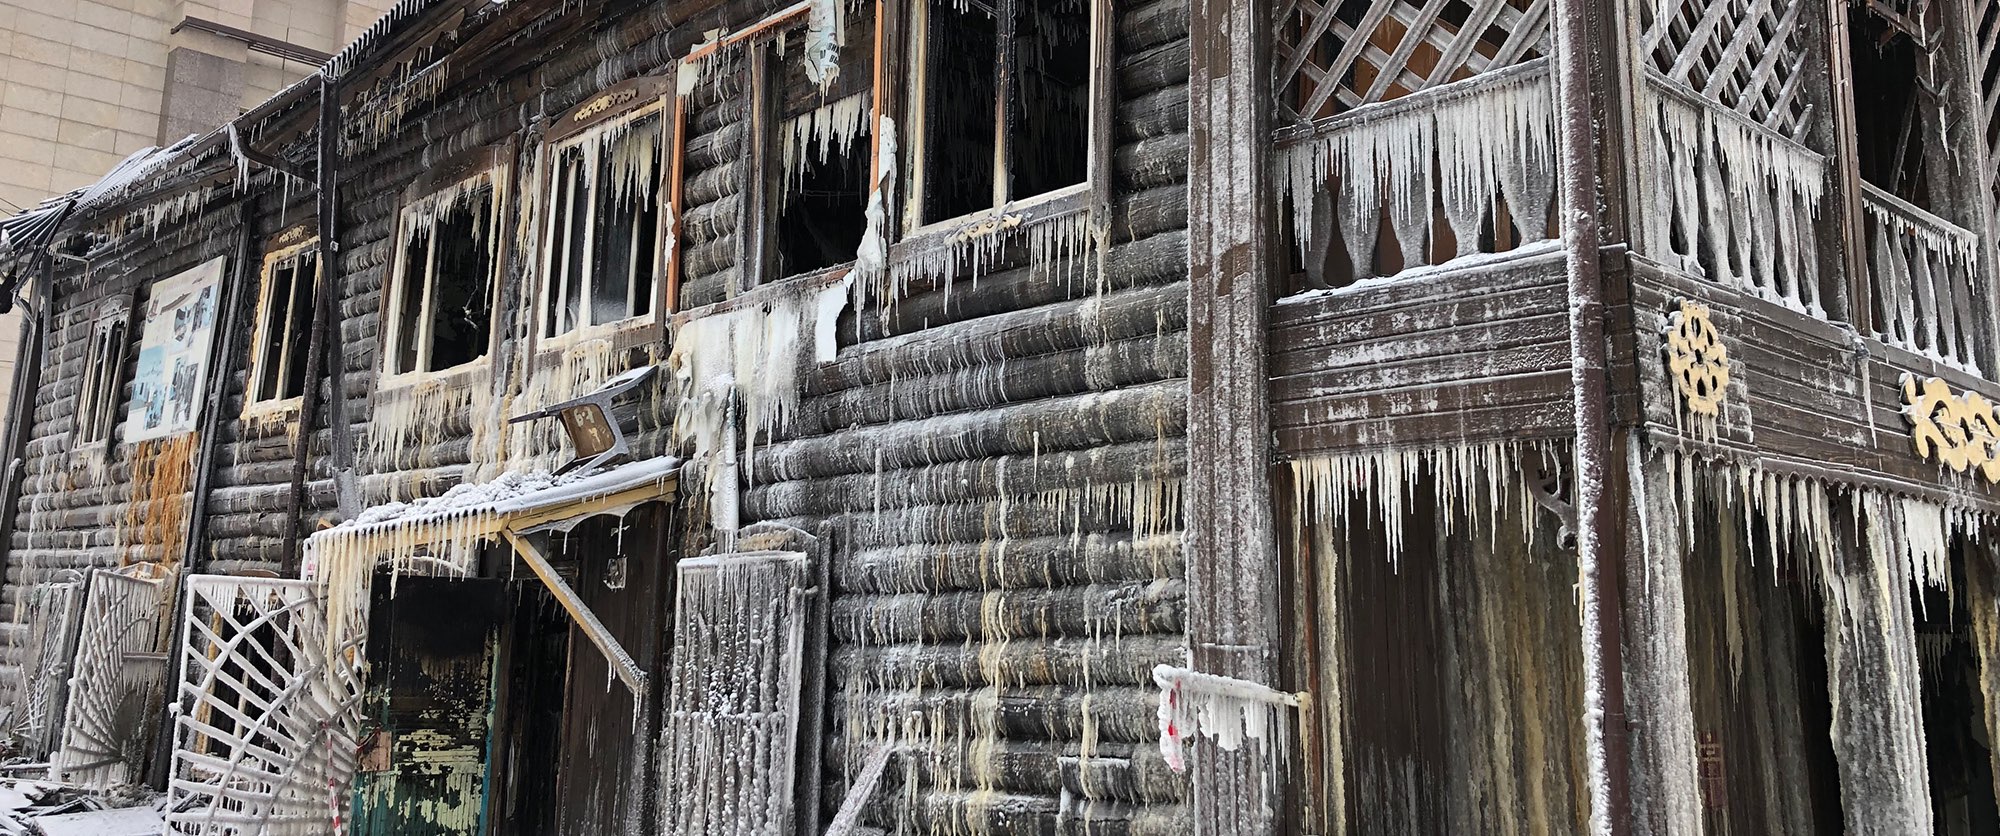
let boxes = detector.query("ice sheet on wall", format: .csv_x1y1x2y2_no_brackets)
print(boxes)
126,257,223,442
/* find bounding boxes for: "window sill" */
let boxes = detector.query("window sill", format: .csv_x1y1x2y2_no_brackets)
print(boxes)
669,264,852,326
535,313,661,359
376,357,492,393
892,185,1092,263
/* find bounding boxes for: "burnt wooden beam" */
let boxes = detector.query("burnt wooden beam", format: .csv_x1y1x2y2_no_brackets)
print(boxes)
1553,1,1632,832
0,260,51,596
181,198,257,570
1183,0,1280,832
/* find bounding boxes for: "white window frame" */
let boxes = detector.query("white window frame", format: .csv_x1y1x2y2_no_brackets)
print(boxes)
243,236,318,415
379,167,508,389
74,299,132,447
536,100,670,349
899,0,1112,237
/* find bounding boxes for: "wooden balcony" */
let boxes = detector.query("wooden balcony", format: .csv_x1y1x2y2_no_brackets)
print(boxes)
1860,183,1988,374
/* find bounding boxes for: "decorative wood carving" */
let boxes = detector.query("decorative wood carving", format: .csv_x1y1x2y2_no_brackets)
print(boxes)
1901,374,2000,481
1665,300,1729,417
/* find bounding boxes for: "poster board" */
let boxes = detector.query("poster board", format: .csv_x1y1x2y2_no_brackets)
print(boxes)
126,257,223,442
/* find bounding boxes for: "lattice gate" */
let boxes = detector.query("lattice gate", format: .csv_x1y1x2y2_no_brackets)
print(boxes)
49,568,170,787
7,578,86,758
1641,0,1816,140
167,577,367,836
660,551,810,836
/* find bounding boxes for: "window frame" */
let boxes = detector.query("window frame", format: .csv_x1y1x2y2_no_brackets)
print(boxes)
895,0,1114,239
533,75,675,355
243,223,319,416
378,146,512,390
73,296,134,449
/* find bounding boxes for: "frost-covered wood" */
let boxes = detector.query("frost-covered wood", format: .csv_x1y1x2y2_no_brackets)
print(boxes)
660,551,809,836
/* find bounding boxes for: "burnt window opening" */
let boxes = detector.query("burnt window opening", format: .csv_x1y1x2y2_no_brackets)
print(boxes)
248,244,319,405
761,26,875,283
1848,6,1939,208
914,0,1093,226
542,110,665,338
75,304,130,446
386,181,500,377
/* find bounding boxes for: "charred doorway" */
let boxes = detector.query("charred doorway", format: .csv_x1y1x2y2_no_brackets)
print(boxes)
1916,547,2000,835
350,574,509,836
1290,473,1591,834
1682,508,1844,835
484,502,676,836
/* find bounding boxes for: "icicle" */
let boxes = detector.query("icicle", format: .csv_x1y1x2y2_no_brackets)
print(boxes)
878,210,1093,317
1289,441,1553,566
780,93,869,202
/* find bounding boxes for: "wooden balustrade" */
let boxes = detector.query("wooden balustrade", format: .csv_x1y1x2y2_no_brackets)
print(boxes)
1861,183,1986,372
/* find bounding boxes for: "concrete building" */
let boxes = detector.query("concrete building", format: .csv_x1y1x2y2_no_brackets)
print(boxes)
0,0,393,424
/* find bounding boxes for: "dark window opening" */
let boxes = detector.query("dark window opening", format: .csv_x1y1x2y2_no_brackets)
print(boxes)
922,0,999,224
1849,8,1934,208
543,113,664,338
252,250,318,404
1008,0,1090,197
774,133,872,277
76,316,128,445
390,185,497,376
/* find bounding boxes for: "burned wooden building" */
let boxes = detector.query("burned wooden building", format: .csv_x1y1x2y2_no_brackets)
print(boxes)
0,0,1996,833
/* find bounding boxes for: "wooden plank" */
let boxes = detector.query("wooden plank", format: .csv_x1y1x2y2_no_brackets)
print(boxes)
501,528,648,698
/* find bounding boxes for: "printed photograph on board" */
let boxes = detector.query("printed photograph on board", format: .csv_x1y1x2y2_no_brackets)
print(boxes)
125,258,222,443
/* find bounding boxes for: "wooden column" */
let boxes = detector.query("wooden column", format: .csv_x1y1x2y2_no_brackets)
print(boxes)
1185,0,1281,831
1614,436,1703,836
1824,496,1935,833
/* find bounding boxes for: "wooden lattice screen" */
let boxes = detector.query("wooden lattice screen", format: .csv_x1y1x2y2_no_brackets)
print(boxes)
1641,0,1816,139
167,577,367,836
1972,0,2000,222
49,569,169,787
7,579,86,758
661,551,809,836
1273,0,1551,123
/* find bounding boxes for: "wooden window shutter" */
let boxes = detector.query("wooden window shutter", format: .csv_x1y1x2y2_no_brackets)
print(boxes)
661,551,811,836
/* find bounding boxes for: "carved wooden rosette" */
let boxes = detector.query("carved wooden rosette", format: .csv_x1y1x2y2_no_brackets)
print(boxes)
1902,375,2000,482
1665,300,1730,418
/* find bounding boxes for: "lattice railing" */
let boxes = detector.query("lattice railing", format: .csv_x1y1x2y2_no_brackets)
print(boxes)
1642,0,1816,140
1274,0,1551,124
168,577,367,836
49,568,169,788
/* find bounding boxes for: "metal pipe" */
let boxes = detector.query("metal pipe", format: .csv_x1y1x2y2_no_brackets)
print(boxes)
282,74,338,574
1552,2,1631,834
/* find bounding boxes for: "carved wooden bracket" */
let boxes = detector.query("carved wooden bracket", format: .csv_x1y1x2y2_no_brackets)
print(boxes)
1665,300,1730,417
1902,375,2000,482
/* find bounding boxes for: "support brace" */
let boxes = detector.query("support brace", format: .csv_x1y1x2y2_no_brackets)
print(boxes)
500,527,648,699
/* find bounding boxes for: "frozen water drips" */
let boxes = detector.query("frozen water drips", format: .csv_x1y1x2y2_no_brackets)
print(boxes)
873,209,1095,317
368,371,496,493
1276,65,1557,279
1152,663,1298,819
779,93,869,205
1289,442,1554,564
669,276,853,526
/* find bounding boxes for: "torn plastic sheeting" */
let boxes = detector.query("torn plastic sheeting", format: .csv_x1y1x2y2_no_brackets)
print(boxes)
1152,664,1300,774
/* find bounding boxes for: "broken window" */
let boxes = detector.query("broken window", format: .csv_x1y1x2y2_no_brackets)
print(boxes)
75,300,131,446
908,0,1095,227
1847,4,1941,208
385,174,502,378
758,26,873,283
540,107,665,339
247,239,319,406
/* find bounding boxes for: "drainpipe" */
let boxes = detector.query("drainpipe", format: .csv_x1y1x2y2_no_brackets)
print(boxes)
1552,2,1631,835
283,73,345,575
0,257,52,590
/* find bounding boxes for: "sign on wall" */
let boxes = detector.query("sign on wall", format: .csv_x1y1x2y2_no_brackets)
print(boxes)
126,258,222,442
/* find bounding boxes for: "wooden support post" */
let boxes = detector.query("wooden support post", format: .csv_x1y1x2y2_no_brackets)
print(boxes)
1964,544,2000,816
501,527,649,699
0,259,51,591
1553,0,1631,830
1615,435,1703,836
1825,0,1874,329
1823,495,1934,832
1184,0,1280,831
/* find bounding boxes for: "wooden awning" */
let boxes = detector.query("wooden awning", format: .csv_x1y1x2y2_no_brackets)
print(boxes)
306,457,679,698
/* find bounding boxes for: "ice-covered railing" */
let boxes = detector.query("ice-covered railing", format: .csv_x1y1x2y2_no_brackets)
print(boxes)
1642,76,1828,316
1861,183,1986,373
1275,59,1556,286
